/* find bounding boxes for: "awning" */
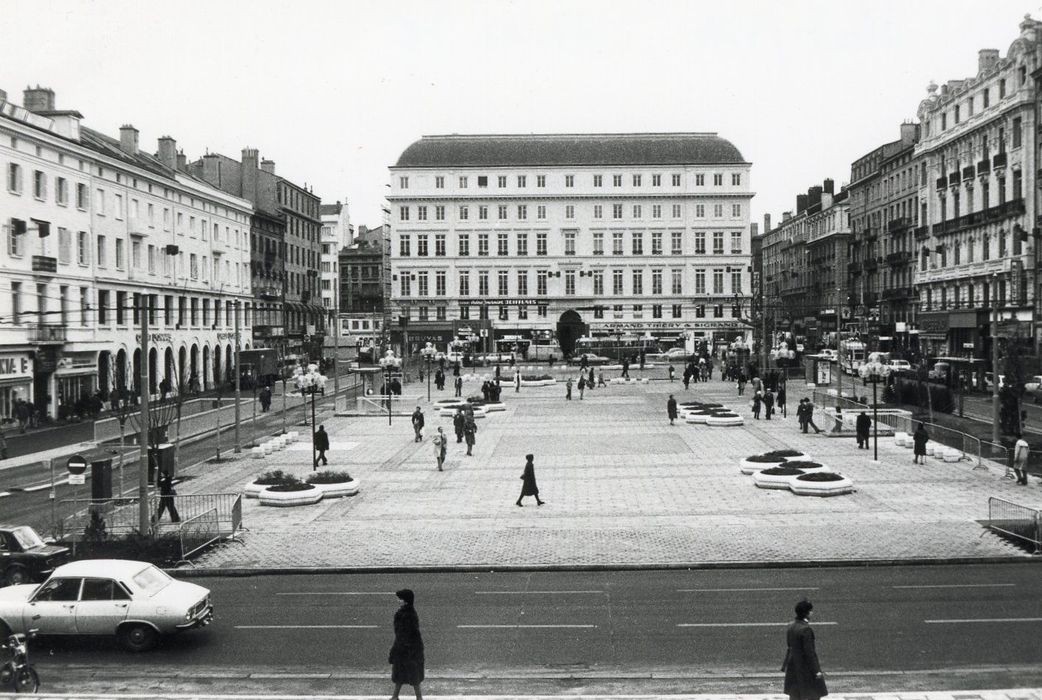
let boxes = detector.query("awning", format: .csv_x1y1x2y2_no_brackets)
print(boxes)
949,311,978,329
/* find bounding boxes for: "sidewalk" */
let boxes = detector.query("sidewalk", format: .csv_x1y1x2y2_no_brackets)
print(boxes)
161,375,1039,573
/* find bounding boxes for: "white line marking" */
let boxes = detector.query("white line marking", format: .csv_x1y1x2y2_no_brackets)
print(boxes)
474,590,605,595
235,625,379,629
24,479,66,492
677,621,839,628
893,583,1016,589
677,587,820,592
0,492,9,498
276,591,393,596
924,617,1042,624
458,624,598,629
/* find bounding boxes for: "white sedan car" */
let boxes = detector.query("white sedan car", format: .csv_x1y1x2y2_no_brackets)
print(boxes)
0,559,212,652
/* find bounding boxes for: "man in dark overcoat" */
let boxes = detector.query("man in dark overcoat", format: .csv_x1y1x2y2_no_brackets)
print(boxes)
314,425,330,466
463,416,477,456
667,395,678,425
855,411,871,449
782,599,826,700
453,408,465,443
515,453,544,506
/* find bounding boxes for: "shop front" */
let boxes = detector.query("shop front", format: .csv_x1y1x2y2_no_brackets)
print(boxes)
917,311,949,358
0,352,34,423
54,351,99,419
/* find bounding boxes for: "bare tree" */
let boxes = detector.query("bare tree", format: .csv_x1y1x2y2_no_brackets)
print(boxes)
107,362,135,498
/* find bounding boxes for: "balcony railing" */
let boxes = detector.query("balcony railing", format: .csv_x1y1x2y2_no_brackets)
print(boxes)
863,227,878,241
847,261,862,274
887,217,910,233
932,197,1025,236
978,158,991,173
914,225,929,240
863,258,879,272
886,251,913,265
881,287,913,300
31,255,57,274
936,176,947,190
962,165,976,181
948,171,960,187
27,323,67,343
992,152,1008,169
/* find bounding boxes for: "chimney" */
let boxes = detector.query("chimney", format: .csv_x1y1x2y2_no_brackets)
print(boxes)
978,49,1000,73
22,85,55,113
201,153,221,187
157,136,177,170
176,150,186,171
900,121,919,145
260,159,275,175
796,194,808,213
0,89,7,103
764,213,771,232
241,148,260,204
808,186,823,209
119,124,139,154
823,179,835,195
782,211,792,223
750,222,759,237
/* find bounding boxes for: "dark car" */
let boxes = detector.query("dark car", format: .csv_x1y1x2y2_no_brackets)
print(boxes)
0,525,70,586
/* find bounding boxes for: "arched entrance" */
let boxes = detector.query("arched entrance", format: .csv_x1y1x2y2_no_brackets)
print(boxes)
97,351,111,399
178,346,187,388
148,348,158,394
114,349,127,392
213,344,222,389
190,344,199,391
202,345,211,390
132,349,142,395
556,310,586,357
225,345,233,385
164,348,175,387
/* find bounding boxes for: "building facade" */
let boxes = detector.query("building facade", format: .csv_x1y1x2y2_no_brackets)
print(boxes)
387,133,753,357
320,200,352,311
338,224,389,357
278,178,324,360
1,87,253,419
914,18,1042,360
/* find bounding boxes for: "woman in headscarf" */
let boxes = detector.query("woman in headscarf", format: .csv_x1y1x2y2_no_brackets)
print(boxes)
389,589,425,700
912,422,929,465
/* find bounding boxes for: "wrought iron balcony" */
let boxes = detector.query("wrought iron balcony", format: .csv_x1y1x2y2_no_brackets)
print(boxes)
992,152,1007,169
863,258,879,272
886,251,913,265
935,176,947,190
977,158,990,173
914,225,929,240
27,323,66,344
887,217,910,233
881,287,913,300
862,227,878,242
962,165,975,181
31,255,57,274
847,261,862,274
948,171,960,186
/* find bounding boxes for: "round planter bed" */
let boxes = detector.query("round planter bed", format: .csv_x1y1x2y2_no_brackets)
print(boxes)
307,475,360,498
764,449,810,460
259,484,323,507
894,432,910,447
434,399,466,406
706,413,744,427
941,447,963,463
245,470,300,498
699,403,724,409
779,460,830,474
684,411,715,424
753,466,806,489
739,453,788,475
478,401,506,412
520,379,556,387
789,472,855,497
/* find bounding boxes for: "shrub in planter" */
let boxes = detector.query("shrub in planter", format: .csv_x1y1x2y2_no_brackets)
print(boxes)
245,470,301,498
73,532,184,567
521,374,554,382
790,471,855,497
752,465,806,489
780,460,829,472
739,453,786,474
795,472,844,482
307,470,354,484
259,482,323,507
763,449,805,458
265,482,317,492
307,470,360,497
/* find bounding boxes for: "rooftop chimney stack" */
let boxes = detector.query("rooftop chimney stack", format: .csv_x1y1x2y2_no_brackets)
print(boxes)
0,89,7,103
899,121,919,145
782,211,792,223
119,124,139,154
176,150,186,171
978,49,1000,73
22,85,55,113
796,194,809,213
241,148,260,204
764,213,771,232
260,159,275,175
157,136,177,170
823,179,835,195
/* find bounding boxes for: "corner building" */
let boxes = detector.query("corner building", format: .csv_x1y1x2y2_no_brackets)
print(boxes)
388,133,753,356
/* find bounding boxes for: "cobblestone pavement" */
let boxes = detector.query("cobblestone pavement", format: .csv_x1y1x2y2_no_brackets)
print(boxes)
179,376,1037,571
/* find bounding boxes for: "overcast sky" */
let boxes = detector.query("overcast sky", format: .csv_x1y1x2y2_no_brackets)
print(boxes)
2,0,1039,231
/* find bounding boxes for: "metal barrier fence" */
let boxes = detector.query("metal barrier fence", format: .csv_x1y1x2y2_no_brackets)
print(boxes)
355,395,411,415
178,508,221,561
60,493,242,539
987,497,1042,553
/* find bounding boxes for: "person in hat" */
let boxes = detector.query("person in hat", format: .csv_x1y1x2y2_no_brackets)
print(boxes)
782,599,826,700
389,589,425,700
516,453,544,507
314,425,330,466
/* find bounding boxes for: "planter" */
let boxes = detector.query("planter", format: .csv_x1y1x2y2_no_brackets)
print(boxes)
313,479,360,498
739,454,787,474
924,441,939,456
684,411,713,424
244,480,267,498
790,472,855,497
520,379,556,387
480,402,506,412
894,432,910,447
942,448,963,463
706,414,744,426
259,485,323,507
753,467,805,489
780,460,831,474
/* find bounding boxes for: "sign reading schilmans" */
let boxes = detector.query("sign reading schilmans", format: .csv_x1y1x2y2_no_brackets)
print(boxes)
0,355,32,378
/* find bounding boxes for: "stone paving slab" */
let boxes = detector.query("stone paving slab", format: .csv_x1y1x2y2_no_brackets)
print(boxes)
173,377,1040,571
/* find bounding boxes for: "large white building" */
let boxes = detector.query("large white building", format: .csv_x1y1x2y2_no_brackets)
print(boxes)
320,199,352,310
0,86,253,420
387,133,753,357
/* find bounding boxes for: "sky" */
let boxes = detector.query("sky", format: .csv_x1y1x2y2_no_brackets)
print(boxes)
2,0,1040,231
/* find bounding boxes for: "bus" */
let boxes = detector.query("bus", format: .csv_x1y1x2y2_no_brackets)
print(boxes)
573,335,662,362
839,339,866,375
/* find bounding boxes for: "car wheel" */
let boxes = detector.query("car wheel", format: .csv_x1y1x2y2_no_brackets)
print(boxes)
118,623,158,652
3,566,28,587
14,666,39,693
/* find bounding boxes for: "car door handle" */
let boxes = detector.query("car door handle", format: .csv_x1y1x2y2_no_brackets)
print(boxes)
30,615,40,620
116,603,127,608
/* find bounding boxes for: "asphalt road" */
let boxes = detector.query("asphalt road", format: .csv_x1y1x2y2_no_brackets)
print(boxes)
24,564,1042,695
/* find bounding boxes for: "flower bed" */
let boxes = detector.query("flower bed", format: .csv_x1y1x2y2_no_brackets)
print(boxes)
706,413,744,427
739,453,788,474
259,482,323,507
753,466,805,489
789,471,855,497
306,470,359,498
762,449,808,459
520,374,556,387
245,469,299,498
779,460,830,474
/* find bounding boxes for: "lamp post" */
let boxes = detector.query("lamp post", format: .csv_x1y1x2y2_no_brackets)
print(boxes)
420,342,437,401
858,353,892,462
771,341,796,391
294,363,328,471
379,349,401,426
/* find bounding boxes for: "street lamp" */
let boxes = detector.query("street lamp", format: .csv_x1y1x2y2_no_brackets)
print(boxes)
730,336,750,376
858,352,892,462
378,349,402,426
294,363,328,471
420,342,437,401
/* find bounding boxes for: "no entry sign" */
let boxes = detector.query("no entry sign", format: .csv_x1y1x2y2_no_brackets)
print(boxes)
66,454,87,485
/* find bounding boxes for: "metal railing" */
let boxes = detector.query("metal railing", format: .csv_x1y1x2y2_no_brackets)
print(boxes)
178,508,221,562
987,497,1041,553
59,493,242,539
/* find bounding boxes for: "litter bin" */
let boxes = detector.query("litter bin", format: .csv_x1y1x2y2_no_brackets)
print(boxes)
90,458,113,500
147,442,175,484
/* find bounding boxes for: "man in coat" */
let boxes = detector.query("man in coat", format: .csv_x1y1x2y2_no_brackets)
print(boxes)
515,453,544,506
855,411,872,449
453,408,465,443
782,599,826,700
433,427,447,471
514,370,521,393
667,395,678,426
411,406,425,443
155,469,180,523
314,425,330,466
454,375,463,397
565,377,573,400
463,415,477,456
389,589,424,700
763,390,775,420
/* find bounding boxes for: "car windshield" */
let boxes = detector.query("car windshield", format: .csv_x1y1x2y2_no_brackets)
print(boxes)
11,527,45,550
131,564,172,595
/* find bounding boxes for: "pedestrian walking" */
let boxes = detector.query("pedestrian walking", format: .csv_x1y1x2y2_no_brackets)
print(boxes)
453,361,461,377
453,408,465,443
737,373,747,396
388,589,425,700
411,406,425,443
763,390,775,420
588,367,595,390
435,368,445,391
516,453,544,506
682,367,691,390
565,377,573,400
668,364,676,382
782,599,827,700
752,391,762,420
777,384,787,418
515,370,521,393
578,375,586,400
463,415,477,456
259,385,272,412
454,376,463,397
314,424,330,466
912,422,929,464
580,354,589,371
798,398,823,434
155,470,180,523
598,370,606,387
855,411,871,450
621,358,630,379
1013,432,1030,484
667,394,678,425
433,427,447,471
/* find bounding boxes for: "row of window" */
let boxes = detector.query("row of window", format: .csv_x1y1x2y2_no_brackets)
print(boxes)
399,202,743,222
928,72,1022,136
399,172,743,190
919,227,1023,269
919,277,1024,310
406,303,739,322
398,230,744,257
399,268,743,298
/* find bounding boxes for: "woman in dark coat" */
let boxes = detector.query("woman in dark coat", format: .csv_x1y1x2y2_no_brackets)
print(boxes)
667,395,678,425
389,589,424,700
912,422,929,464
783,599,826,700
516,453,544,506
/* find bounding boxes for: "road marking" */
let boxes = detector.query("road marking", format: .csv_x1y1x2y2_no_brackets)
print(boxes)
474,590,605,595
0,492,9,498
924,617,1042,624
893,583,1016,589
677,587,820,592
458,624,598,629
233,625,379,633
24,479,67,492
275,591,393,596
678,621,839,627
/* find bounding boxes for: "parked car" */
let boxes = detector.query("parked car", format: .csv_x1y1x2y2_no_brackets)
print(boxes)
0,526,69,587
0,559,212,652
567,353,611,366
928,362,951,381
888,359,913,373
1023,375,1042,393
816,349,837,361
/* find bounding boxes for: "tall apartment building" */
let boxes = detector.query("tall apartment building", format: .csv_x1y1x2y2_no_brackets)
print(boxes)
278,178,324,361
847,122,921,349
761,181,850,349
914,17,1041,361
1,87,253,419
387,133,753,357
320,199,352,310
338,224,389,355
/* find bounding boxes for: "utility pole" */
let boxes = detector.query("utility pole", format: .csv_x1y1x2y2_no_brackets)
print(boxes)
992,274,1001,446
234,300,242,453
138,296,150,534
332,304,340,411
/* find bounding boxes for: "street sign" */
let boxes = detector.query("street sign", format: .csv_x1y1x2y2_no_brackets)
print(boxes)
68,473,85,485
480,329,488,337
66,454,87,475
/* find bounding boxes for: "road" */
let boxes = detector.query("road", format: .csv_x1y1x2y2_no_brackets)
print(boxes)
0,381,363,534
25,564,1042,695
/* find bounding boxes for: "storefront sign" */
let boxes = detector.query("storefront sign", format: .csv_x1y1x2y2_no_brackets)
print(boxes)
0,354,32,378
1011,259,1023,306
595,321,744,331
917,312,949,335
217,332,237,340
134,333,173,344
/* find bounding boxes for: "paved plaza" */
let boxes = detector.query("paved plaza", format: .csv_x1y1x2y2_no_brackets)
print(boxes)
182,375,1034,571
